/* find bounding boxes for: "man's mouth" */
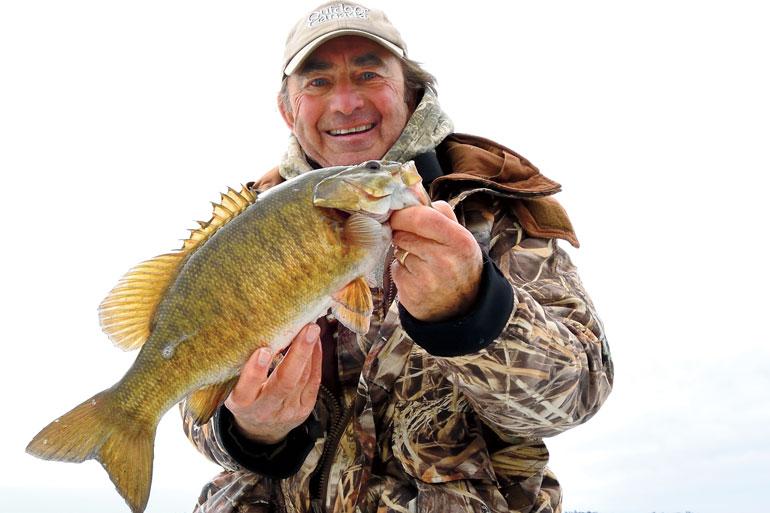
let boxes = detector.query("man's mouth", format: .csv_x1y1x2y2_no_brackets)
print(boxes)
327,123,375,136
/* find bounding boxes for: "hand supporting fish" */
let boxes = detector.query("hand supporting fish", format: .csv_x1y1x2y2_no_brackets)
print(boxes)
225,324,323,445
218,162,486,447
223,198,484,449
26,160,430,513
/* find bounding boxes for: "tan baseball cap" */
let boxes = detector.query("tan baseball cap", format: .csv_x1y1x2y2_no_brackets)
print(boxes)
282,2,407,77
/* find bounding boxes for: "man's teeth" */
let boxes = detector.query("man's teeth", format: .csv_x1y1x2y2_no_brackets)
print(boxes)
328,124,374,136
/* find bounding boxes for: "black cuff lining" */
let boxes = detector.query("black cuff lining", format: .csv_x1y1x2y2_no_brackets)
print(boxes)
216,405,322,479
398,254,514,357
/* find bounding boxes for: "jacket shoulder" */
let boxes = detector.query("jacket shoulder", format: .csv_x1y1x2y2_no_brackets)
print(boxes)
434,133,580,247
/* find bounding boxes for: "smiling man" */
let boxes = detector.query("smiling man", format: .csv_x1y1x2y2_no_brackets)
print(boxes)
279,36,413,168
182,3,613,513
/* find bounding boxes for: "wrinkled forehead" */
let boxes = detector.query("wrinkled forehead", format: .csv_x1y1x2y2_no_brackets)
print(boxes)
294,35,401,76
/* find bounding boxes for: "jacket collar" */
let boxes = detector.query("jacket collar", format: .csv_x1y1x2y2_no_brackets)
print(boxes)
432,133,562,198
431,133,579,247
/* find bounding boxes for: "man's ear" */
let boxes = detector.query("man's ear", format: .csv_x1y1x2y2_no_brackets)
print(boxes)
278,93,295,130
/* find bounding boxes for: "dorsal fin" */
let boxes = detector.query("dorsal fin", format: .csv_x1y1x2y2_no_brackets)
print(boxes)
182,186,258,251
98,185,257,351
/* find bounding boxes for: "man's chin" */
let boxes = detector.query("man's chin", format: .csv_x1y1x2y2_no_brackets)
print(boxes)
322,150,387,167
317,133,389,166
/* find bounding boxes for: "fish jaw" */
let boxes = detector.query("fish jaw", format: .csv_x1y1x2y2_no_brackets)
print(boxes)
312,160,430,220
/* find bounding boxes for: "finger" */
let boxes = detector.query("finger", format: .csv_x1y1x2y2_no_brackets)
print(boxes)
391,259,420,313
299,338,322,409
270,324,320,393
392,246,409,267
432,200,458,222
389,205,458,245
391,231,439,259
228,347,272,407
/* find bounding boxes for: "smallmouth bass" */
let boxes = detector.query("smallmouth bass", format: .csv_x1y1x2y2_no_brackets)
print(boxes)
26,160,429,513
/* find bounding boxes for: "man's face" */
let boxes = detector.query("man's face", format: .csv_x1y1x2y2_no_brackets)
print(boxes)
279,36,413,167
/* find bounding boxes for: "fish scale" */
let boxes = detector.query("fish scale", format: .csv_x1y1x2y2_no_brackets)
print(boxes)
26,159,430,513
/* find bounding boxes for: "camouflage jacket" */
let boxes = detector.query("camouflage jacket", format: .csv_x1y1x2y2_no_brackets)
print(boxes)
181,133,613,513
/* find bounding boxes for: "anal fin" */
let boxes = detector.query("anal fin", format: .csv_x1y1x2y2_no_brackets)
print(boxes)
331,276,373,335
186,377,238,426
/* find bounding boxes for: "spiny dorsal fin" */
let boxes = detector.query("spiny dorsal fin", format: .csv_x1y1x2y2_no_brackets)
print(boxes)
182,186,258,251
98,185,257,351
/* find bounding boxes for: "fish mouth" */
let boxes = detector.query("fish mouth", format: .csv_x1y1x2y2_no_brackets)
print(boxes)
331,207,390,225
343,179,388,201
326,123,376,136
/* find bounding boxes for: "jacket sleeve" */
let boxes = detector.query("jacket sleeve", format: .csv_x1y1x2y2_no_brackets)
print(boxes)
180,398,244,471
401,197,613,439
180,398,323,478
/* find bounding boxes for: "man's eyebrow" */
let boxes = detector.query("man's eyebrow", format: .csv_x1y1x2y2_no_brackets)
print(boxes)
353,53,385,67
299,58,332,75
298,52,385,75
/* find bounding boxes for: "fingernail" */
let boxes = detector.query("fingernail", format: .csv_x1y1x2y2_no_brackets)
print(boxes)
257,348,272,365
305,324,320,343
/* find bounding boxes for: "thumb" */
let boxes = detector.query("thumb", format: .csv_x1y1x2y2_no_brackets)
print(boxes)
227,347,272,408
432,200,458,222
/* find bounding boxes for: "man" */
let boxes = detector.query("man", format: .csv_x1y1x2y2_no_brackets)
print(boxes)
182,3,613,512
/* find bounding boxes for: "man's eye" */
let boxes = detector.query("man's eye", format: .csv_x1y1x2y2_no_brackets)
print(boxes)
310,78,328,87
360,72,376,80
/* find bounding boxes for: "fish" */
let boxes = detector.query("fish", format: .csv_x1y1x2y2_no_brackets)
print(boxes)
26,159,430,513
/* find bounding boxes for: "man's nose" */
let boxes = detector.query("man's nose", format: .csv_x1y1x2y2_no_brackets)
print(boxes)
329,81,365,115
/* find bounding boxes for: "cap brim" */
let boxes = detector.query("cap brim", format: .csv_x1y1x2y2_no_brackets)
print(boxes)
284,29,405,76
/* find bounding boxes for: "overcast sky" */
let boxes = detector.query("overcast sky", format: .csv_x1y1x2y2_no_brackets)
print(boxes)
2,1,769,512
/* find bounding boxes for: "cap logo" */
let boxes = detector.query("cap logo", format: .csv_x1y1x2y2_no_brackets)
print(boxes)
307,3,369,27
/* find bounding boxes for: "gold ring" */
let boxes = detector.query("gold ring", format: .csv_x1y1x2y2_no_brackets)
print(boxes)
395,248,410,266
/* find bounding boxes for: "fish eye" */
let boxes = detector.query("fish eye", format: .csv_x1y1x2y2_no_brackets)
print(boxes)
365,161,381,170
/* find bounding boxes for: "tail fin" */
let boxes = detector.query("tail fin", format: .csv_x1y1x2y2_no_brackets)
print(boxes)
26,390,156,513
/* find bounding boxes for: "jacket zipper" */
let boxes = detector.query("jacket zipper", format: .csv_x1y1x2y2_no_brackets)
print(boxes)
311,385,352,512
383,245,397,315
311,247,397,512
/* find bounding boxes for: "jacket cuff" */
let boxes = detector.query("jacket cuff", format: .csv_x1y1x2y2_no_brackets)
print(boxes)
398,254,514,357
215,405,323,479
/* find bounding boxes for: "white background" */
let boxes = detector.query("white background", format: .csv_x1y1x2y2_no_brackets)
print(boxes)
2,1,769,512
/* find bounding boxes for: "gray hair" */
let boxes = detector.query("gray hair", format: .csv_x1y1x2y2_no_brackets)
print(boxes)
279,56,437,113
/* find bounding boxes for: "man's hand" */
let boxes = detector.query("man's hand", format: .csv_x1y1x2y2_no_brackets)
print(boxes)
390,201,483,322
224,324,322,445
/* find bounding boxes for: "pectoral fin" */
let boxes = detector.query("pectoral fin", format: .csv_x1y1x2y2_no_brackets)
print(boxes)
331,277,374,335
186,377,239,426
343,213,382,249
